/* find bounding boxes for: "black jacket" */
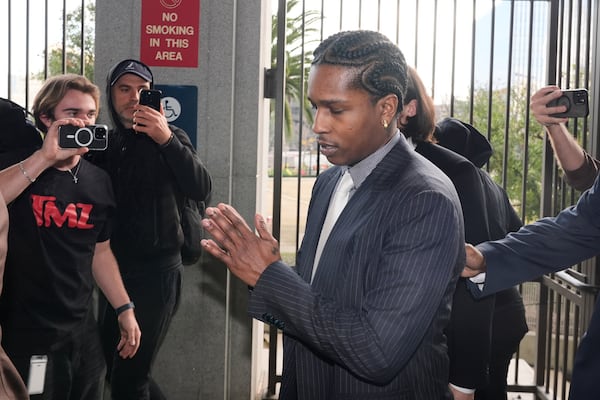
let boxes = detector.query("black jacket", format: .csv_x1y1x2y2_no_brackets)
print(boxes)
411,118,527,389
98,125,211,275
86,64,212,275
426,118,528,389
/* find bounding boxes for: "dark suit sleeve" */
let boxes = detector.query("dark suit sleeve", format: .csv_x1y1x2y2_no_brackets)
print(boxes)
248,189,463,385
476,174,600,297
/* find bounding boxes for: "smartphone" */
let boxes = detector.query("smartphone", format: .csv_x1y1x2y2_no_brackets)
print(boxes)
548,88,589,118
139,89,162,111
58,124,108,150
27,355,47,395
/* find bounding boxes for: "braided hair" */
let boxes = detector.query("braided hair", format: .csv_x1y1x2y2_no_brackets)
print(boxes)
312,30,407,114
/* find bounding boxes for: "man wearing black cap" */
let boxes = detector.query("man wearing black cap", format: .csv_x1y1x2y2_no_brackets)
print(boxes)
94,59,212,399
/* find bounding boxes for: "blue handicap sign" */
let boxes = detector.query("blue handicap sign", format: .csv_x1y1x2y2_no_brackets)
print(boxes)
154,85,198,147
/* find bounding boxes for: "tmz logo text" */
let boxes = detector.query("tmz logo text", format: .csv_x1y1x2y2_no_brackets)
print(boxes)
31,195,94,229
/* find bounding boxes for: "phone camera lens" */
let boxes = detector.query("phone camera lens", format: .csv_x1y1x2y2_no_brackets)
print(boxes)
75,127,93,147
94,127,107,139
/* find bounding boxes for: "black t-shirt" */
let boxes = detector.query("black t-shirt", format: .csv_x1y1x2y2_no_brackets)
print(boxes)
0,159,115,349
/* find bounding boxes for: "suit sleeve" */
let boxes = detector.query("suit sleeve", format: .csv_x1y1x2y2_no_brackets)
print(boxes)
248,189,463,384
477,174,600,297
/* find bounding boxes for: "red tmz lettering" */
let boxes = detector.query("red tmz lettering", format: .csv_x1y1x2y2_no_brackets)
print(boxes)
31,195,94,229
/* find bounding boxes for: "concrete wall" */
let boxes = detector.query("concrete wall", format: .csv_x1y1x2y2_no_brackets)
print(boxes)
95,1,269,398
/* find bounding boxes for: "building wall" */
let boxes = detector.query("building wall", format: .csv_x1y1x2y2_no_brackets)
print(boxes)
95,1,269,398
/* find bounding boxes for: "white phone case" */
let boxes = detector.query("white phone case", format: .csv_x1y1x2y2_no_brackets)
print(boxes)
27,355,47,395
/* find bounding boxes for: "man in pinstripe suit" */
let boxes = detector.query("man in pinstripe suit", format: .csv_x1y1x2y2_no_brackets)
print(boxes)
202,30,464,399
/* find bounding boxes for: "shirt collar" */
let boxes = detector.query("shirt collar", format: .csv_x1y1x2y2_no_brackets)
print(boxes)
345,130,401,189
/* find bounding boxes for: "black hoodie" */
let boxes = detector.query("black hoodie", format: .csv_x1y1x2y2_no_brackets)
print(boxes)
92,60,212,275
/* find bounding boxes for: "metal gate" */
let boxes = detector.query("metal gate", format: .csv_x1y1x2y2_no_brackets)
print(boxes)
0,0,94,108
266,0,600,398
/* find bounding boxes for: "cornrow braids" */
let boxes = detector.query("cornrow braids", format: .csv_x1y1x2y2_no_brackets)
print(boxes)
312,30,408,113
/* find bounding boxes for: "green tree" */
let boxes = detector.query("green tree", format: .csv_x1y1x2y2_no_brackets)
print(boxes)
271,0,320,140
453,84,544,223
37,4,95,81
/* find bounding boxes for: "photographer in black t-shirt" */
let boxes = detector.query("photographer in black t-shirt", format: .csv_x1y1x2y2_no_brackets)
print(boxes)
0,74,140,399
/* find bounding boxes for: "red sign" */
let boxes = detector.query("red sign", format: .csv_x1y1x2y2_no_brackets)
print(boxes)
140,0,200,67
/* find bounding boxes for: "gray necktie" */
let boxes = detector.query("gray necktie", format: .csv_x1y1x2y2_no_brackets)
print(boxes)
311,170,354,283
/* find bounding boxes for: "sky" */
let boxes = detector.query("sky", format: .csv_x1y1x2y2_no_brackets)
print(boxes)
0,0,82,105
271,0,551,103
3,0,553,106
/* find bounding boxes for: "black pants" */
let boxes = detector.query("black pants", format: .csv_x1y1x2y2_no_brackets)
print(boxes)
6,312,105,400
474,334,523,400
98,266,182,400
475,292,527,400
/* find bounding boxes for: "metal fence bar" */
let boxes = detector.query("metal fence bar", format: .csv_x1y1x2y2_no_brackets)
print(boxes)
2,1,95,106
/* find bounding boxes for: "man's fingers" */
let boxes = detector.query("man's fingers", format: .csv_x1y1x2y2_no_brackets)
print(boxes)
217,203,254,235
116,334,139,359
202,211,240,253
201,238,230,260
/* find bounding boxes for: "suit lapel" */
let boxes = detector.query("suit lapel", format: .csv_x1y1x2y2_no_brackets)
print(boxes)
298,167,343,282
299,138,415,285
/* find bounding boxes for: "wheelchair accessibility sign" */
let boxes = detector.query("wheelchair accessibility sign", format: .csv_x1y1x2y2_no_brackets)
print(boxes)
162,97,181,121
155,85,198,147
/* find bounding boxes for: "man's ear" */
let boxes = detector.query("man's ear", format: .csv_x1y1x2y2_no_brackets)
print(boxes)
379,94,400,122
403,99,418,118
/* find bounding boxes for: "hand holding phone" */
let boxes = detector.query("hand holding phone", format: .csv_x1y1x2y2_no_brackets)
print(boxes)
58,124,108,150
548,88,589,118
139,89,162,111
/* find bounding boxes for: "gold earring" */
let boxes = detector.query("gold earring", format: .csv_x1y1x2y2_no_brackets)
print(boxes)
382,119,389,129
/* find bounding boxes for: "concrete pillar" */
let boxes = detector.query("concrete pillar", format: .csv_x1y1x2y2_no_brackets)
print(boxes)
95,1,269,398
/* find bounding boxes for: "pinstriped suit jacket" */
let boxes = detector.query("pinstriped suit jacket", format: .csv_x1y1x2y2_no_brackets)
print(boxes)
249,138,464,399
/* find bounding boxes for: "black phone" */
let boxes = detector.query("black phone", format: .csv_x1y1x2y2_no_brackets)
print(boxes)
548,88,589,118
139,89,162,111
58,124,108,150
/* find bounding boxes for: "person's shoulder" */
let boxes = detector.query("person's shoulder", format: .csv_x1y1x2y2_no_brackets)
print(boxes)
396,153,459,199
417,142,474,169
418,143,483,193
